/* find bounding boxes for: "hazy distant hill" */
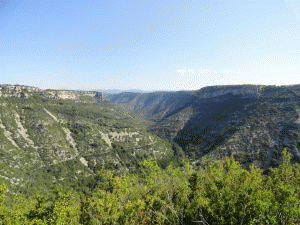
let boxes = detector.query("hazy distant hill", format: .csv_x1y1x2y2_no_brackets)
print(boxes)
88,89,173,94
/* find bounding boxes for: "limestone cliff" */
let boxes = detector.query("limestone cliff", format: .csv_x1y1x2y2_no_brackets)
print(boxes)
195,84,264,100
42,89,103,102
0,84,41,98
0,84,104,102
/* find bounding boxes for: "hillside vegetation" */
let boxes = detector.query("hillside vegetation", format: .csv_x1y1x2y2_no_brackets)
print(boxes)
0,86,184,197
107,85,300,174
2,84,300,224
1,149,300,224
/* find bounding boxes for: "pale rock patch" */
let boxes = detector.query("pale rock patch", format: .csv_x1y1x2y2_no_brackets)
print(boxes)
0,175,10,180
62,127,78,155
44,108,62,122
14,113,38,149
99,130,140,147
149,136,154,142
80,157,88,167
98,131,112,147
153,149,160,159
0,118,20,149
110,131,139,142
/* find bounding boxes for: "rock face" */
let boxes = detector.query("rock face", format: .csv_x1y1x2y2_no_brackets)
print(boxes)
0,84,41,98
194,84,263,100
42,89,103,102
0,84,104,102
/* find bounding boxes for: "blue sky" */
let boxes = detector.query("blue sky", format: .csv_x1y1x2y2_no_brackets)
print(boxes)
1,0,300,91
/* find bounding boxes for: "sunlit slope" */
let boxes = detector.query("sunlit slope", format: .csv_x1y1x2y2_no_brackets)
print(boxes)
0,93,174,193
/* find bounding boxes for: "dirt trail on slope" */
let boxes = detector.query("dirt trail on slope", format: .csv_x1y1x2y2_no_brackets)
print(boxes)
44,108,91,168
61,127,78,155
0,117,20,149
15,112,38,149
44,108,79,154
44,108,59,122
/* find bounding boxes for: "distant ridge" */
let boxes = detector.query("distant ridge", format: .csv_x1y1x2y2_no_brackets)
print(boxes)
85,89,174,94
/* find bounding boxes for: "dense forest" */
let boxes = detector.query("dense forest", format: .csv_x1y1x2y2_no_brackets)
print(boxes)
1,148,300,224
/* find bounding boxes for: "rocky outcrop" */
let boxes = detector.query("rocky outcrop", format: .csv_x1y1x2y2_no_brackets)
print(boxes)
0,84,41,98
195,84,264,100
42,89,103,102
0,84,104,102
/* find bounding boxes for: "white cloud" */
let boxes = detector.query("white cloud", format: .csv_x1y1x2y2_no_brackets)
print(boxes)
187,69,196,75
176,69,186,77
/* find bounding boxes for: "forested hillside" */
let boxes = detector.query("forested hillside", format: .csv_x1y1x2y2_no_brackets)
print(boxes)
1,84,300,224
0,85,184,198
108,84,300,174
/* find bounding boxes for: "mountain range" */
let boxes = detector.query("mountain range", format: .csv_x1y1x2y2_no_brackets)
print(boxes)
73,88,174,94
1,83,300,195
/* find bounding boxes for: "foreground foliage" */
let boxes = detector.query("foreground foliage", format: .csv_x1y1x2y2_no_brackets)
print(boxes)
1,148,300,224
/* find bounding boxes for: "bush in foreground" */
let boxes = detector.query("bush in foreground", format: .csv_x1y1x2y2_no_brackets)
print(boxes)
1,148,300,224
